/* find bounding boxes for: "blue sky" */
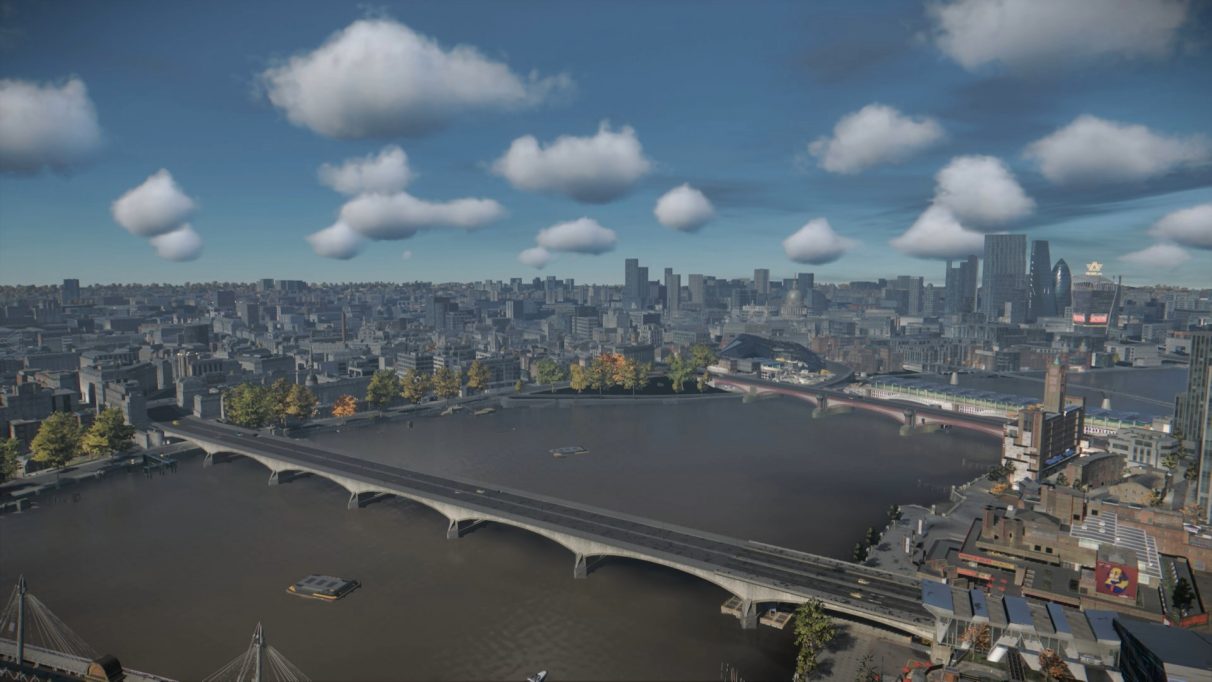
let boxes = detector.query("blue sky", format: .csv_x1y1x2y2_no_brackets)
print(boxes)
1,0,1210,286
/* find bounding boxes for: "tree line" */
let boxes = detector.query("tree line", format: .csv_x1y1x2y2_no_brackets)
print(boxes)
532,344,717,396
1,407,136,477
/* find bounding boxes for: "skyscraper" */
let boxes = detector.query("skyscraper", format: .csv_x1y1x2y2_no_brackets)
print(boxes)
664,268,681,313
1174,330,1212,522
1027,240,1056,322
61,278,80,304
796,272,814,298
981,234,1027,321
688,274,705,306
753,268,770,297
623,258,641,309
1052,259,1072,314
944,256,979,315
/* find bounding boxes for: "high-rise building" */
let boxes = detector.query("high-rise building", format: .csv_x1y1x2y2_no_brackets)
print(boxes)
1043,358,1067,413
982,234,1027,321
796,272,814,298
943,256,978,315
1027,240,1056,322
663,268,680,313
61,278,80,304
1174,330,1212,522
1052,259,1072,314
753,268,770,297
623,258,641,309
688,274,706,306
637,266,649,307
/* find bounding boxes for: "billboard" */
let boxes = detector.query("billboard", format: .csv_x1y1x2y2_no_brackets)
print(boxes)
1094,560,1138,599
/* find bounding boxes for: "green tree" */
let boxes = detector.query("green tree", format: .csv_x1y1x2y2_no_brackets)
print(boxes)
30,412,83,467
854,653,880,682
223,383,275,428
533,358,566,393
400,369,432,404
1055,472,1069,487
284,384,318,420
852,542,867,562
568,364,590,393
793,599,837,680
433,366,462,400
621,360,651,396
514,378,524,392
465,360,491,394
666,353,693,393
81,407,135,457
268,377,291,423
690,343,716,392
1172,577,1195,616
365,369,401,410
0,438,20,482
865,526,878,546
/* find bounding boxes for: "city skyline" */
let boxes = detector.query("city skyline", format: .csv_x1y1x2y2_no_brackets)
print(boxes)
2,1,1212,286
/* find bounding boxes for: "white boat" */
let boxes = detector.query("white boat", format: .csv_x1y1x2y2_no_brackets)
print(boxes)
526,672,548,682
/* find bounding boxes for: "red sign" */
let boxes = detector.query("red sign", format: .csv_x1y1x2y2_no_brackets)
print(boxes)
1095,560,1138,599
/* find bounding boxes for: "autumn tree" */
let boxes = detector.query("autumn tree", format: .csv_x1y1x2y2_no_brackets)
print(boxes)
568,364,590,393
589,354,614,394
1038,648,1072,680
30,412,83,467
433,366,462,400
400,369,432,404
365,369,401,409
284,384,318,420
331,394,358,418
533,358,566,393
465,359,491,394
793,599,836,680
0,439,20,482
81,407,135,457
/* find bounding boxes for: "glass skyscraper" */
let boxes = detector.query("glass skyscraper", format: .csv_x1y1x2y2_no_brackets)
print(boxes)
981,234,1027,321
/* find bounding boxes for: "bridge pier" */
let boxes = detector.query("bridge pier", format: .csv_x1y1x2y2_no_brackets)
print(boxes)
268,470,280,486
739,599,757,630
574,553,588,579
202,451,214,468
446,518,484,539
347,491,361,509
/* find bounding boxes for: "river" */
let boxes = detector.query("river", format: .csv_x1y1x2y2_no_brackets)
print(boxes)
1,397,999,680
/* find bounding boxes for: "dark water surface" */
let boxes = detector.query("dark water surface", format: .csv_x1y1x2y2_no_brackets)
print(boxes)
1,398,998,681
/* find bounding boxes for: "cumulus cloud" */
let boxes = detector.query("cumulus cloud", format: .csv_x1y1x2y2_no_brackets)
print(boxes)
927,0,1190,71
809,104,944,174
1025,115,1210,185
1149,203,1212,249
782,218,858,265
339,191,505,240
491,122,651,203
1120,242,1191,268
306,222,365,260
535,217,618,254
654,183,715,232
260,18,570,138
318,145,413,195
890,205,985,259
111,169,197,237
148,224,204,262
934,155,1034,228
517,246,552,269
1,77,103,173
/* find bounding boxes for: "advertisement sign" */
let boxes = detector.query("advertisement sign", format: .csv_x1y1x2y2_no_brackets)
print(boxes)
1094,560,1138,599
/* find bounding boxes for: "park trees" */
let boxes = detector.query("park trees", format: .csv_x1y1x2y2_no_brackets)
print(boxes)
331,394,358,418
465,360,491,394
533,358,566,393
268,378,291,423
81,407,135,457
568,364,589,393
400,369,432,404
365,369,401,410
690,343,716,391
432,366,462,400
621,360,651,396
793,598,836,680
284,384,318,420
589,354,613,394
30,412,83,467
223,383,276,428
0,438,20,482
666,353,693,393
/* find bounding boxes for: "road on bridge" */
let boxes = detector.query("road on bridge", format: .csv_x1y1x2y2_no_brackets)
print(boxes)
163,418,932,634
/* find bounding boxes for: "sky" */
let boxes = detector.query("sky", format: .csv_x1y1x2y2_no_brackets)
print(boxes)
1,0,1210,287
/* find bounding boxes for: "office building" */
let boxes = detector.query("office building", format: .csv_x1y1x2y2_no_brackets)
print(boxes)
688,274,705,306
1027,240,1055,322
623,258,641,309
663,268,680,313
1174,330,1212,522
795,273,814,298
982,234,1027,321
753,268,770,297
944,256,978,315
1053,259,1073,313
61,278,80,304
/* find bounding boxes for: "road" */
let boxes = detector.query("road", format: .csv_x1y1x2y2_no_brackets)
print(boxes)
163,418,932,632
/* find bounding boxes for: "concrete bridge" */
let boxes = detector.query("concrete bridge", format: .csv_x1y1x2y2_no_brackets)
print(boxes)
712,374,1007,439
160,418,935,640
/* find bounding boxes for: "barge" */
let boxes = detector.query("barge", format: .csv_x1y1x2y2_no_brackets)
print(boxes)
550,446,588,458
287,575,360,601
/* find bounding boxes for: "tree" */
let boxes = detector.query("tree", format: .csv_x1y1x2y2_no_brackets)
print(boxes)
1172,577,1195,616
1161,451,1179,473
961,623,992,654
854,653,880,682
433,366,462,400
400,369,432,404
865,527,878,546
365,369,401,410
514,378,524,392
589,354,613,394
284,384,318,420
793,599,836,680
331,394,358,418
1038,648,1072,680
568,364,590,393
852,542,867,562
690,344,716,392
30,412,83,467
223,383,275,428
619,358,651,396
666,353,693,393
1055,472,1069,487
0,439,20,482
465,360,491,394
533,358,565,393
81,407,135,458
268,378,291,424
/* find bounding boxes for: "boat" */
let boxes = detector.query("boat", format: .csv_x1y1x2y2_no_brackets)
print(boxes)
286,575,360,601
549,446,587,458
526,672,547,682
474,407,496,416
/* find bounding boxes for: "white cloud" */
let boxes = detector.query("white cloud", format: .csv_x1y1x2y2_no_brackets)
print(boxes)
260,18,570,138
891,205,985,259
535,217,617,254
808,104,944,174
0,77,103,173
1120,242,1191,268
401,249,413,261
654,184,715,232
1025,115,1210,185
782,218,858,265
934,155,1034,229
318,145,413,195
148,224,203,262
1149,203,1212,249
306,222,365,260
928,0,1190,71
111,169,197,237
517,246,552,269
339,191,505,240
491,122,651,203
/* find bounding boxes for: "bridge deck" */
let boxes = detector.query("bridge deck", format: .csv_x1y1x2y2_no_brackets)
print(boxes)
162,418,933,636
